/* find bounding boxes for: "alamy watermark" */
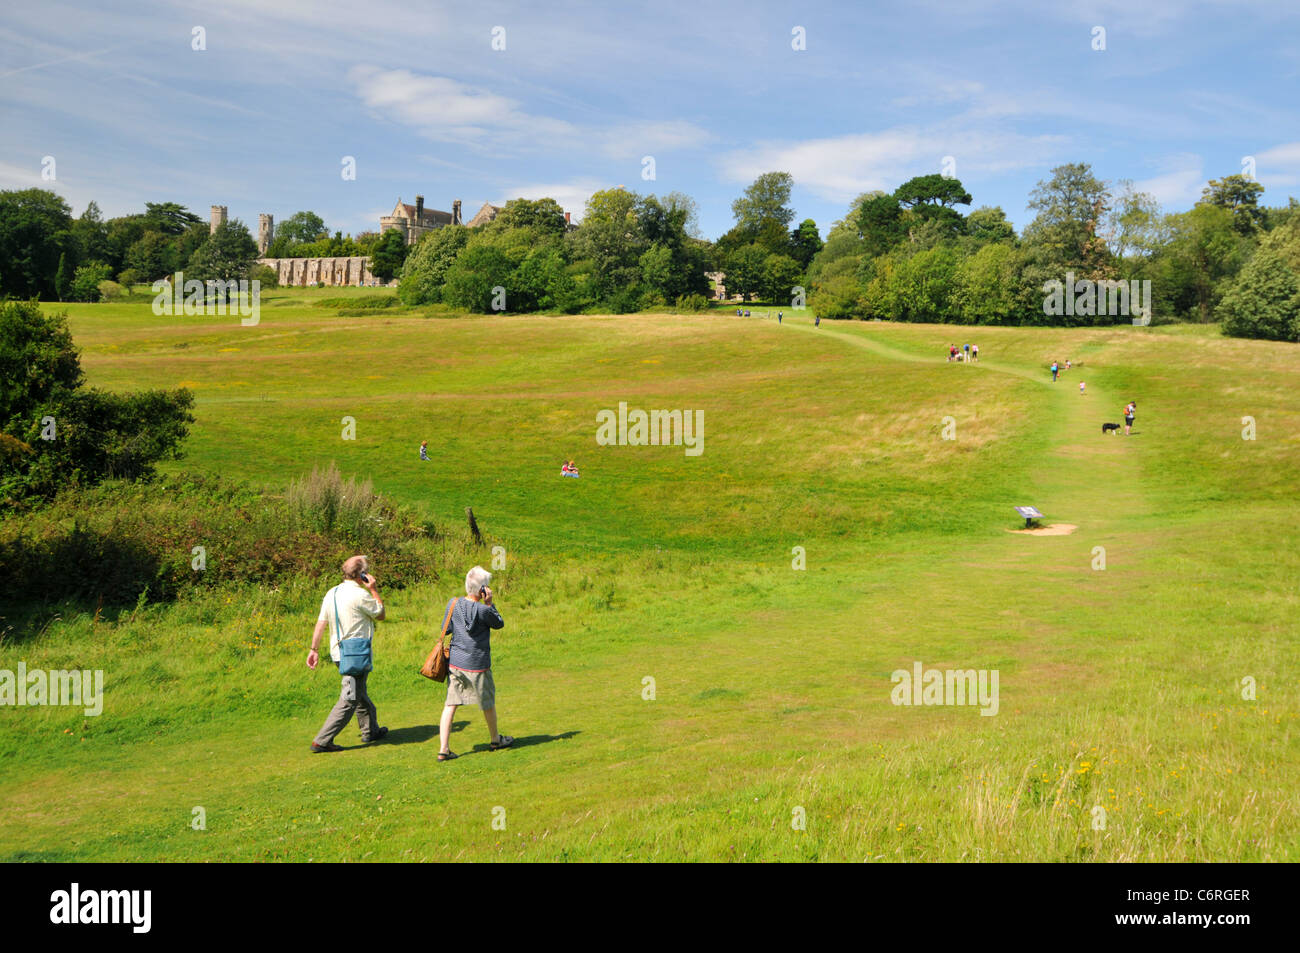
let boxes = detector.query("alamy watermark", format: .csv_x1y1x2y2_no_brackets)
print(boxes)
1,664,103,716
890,661,999,716
50,883,150,933
595,401,703,456
152,271,260,325
1042,272,1150,321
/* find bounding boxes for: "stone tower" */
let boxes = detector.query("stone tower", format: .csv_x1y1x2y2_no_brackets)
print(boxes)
453,199,462,225
258,214,274,253
210,205,228,235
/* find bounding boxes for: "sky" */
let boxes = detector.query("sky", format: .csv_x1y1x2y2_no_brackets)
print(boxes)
2,0,1298,242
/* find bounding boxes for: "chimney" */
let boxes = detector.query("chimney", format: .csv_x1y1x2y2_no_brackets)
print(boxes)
415,194,424,223
565,211,571,226
453,199,462,225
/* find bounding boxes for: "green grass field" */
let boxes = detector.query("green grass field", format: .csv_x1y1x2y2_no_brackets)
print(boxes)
2,287,1297,861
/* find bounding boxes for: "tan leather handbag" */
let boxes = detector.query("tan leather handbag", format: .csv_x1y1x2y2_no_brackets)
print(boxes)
419,598,457,682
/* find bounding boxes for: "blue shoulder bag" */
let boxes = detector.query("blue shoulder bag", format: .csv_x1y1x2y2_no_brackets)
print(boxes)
334,585,373,676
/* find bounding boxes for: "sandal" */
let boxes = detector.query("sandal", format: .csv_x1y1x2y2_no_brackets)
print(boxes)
437,750,458,761
490,735,515,751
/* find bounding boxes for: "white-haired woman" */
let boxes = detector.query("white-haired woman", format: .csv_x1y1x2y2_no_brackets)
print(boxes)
438,566,512,761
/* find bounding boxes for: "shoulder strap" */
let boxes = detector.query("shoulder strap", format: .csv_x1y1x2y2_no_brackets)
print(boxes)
439,597,458,641
332,585,343,643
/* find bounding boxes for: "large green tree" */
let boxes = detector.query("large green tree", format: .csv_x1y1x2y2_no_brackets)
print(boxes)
442,244,514,313
789,218,823,268
277,210,328,245
127,231,181,281
1024,163,1112,275
368,228,408,282
894,173,972,237
496,197,568,235
1199,174,1265,235
856,192,906,259
186,219,258,284
1218,248,1300,341
0,189,74,299
397,225,471,304
142,202,202,235
1159,204,1248,322
567,188,649,299
731,171,796,235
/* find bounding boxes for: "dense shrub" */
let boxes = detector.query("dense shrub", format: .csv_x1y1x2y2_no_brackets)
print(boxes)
249,263,279,289
0,472,469,631
0,300,194,505
70,262,113,302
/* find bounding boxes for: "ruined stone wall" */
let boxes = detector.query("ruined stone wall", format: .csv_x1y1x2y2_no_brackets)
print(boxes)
257,256,390,287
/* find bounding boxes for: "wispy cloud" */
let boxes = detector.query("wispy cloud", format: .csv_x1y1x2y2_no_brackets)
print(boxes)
1255,142,1300,190
719,126,1065,204
494,178,608,220
1132,155,1205,206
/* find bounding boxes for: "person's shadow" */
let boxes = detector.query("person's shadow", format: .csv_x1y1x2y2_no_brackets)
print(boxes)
467,730,580,753
380,721,470,746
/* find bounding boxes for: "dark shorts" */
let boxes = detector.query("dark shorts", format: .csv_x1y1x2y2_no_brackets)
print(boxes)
1125,416,1134,425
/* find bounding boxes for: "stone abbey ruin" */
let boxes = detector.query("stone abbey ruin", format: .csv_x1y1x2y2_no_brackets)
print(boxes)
226,195,509,287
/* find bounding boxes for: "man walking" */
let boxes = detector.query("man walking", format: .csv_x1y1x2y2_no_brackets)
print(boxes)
1050,360,1059,382
307,555,388,752
1124,400,1136,435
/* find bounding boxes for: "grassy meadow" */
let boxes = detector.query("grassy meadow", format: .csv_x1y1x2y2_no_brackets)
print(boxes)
1,286,1296,861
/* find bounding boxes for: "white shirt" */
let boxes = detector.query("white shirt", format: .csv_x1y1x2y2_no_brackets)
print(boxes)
317,580,383,662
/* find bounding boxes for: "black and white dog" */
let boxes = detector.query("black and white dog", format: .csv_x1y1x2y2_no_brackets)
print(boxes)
1102,422,1122,434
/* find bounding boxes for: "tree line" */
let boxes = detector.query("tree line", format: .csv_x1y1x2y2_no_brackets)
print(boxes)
806,164,1300,341
3,165,1298,340
0,194,413,303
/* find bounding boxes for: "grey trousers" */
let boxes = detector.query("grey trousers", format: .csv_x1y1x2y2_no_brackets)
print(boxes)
313,670,378,746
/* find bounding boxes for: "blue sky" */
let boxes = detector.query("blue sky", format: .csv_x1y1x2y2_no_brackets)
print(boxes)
3,0,1298,242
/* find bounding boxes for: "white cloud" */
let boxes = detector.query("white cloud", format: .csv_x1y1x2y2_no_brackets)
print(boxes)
494,178,608,220
1255,142,1300,189
349,66,576,144
719,126,1064,203
1132,156,1205,206
597,120,713,160
349,66,712,164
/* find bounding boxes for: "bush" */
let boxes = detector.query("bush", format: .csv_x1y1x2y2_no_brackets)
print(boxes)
442,244,513,312
116,268,142,291
97,279,125,301
675,293,710,312
1,299,195,504
604,285,643,314
248,263,279,289
70,262,113,302
0,472,466,632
